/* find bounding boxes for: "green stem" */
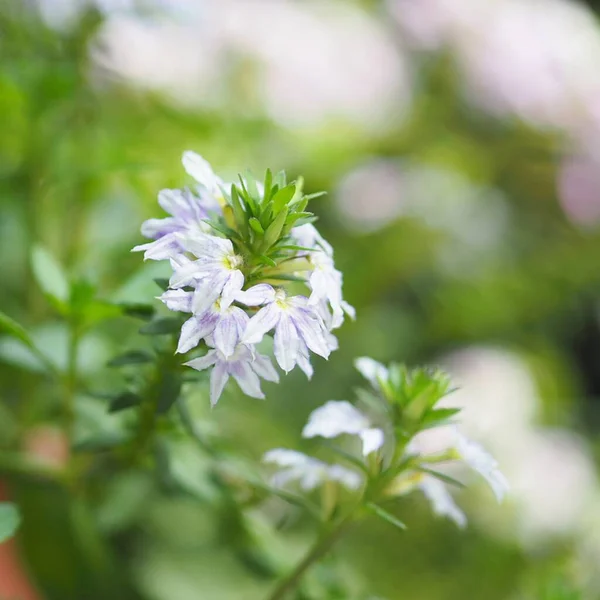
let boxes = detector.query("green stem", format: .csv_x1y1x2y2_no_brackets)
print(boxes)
266,515,354,600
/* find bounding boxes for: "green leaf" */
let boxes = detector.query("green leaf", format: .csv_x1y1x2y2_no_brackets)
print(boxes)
0,310,32,347
120,303,155,321
30,245,69,304
229,186,248,236
420,407,461,429
263,206,289,250
109,392,142,413
366,502,407,531
248,217,265,235
204,218,241,241
139,317,181,335
157,372,182,414
303,191,327,201
0,502,21,543
271,185,295,214
263,273,307,283
276,244,315,253
263,168,273,202
417,467,466,489
107,350,154,367
257,255,277,268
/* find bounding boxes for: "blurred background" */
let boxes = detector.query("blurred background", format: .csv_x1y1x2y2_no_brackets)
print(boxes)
2,0,600,598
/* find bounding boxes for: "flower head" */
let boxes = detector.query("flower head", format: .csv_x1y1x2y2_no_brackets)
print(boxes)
132,151,353,404
241,287,332,374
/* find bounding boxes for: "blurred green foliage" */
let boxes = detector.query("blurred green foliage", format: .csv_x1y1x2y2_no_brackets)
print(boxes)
1,2,599,599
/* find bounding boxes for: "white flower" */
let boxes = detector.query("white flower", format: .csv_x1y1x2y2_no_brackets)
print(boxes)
302,400,384,456
263,449,362,491
455,431,509,502
419,476,467,528
240,286,331,373
169,233,244,312
354,357,389,387
185,344,279,406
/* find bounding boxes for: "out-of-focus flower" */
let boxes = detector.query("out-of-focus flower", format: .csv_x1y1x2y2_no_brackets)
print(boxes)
354,356,389,388
302,400,384,456
558,155,600,228
185,344,278,406
419,475,467,529
263,449,362,491
455,431,509,502
95,0,410,129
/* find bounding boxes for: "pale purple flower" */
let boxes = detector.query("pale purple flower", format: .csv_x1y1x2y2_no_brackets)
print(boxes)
263,449,362,491
240,286,331,373
132,187,216,261
302,400,384,456
160,289,249,356
169,233,244,312
185,344,279,406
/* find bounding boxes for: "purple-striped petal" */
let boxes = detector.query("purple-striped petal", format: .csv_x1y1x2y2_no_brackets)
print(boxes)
250,353,279,383
230,360,264,399
274,314,299,373
184,349,218,371
242,303,281,344
159,289,193,313
234,284,276,307
210,361,229,406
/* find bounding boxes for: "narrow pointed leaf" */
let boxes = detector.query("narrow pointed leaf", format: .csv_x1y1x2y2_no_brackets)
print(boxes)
139,317,181,335
109,392,142,413
366,502,407,531
417,467,466,489
30,245,69,304
107,350,154,367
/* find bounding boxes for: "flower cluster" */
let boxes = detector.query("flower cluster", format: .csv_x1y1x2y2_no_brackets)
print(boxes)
133,152,353,405
264,357,508,529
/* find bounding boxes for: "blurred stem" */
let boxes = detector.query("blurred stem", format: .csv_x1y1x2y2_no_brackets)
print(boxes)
266,514,354,600
64,320,80,442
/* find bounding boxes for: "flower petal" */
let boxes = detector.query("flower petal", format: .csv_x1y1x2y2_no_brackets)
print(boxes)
354,357,389,386
210,360,229,406
250,353,280,383
220,270,244,310
273,314,299,373
359,428,385,456
420,477,467,529
159,289,193,313
176,310,219,354
213,309,246,358
302,400,370,440
182,151,222,194
242,303,281,345
234,284,276,306
291,309,330,359
455,432,509,502
184,349,218,371
230,359,265,399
